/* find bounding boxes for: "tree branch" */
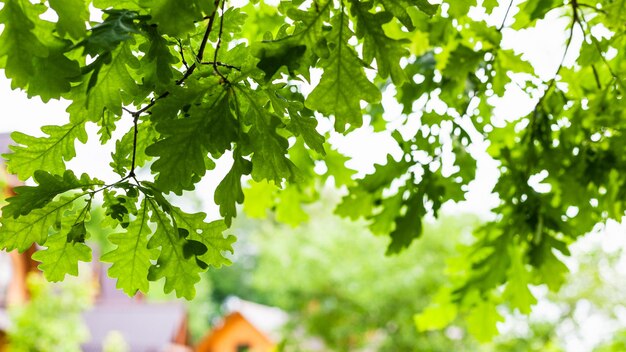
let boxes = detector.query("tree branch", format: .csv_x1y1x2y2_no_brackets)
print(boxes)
212,0,229,84
126,0,223,118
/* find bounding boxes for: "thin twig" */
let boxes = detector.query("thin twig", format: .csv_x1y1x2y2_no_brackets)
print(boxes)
177,38,189,70
498,0,514,31
125,2,222,117
537,0,579,106
591,64,602,89
577,2,607,15
129,113,139,177
213,0,229,84
525,0,579,156
576,7,626,91
201,61,241,71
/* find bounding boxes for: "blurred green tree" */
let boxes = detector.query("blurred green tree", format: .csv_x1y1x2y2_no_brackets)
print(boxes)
211,195,480,351
7,273,92,351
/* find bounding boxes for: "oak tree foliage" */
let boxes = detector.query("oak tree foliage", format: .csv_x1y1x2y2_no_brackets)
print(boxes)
0,0,624,339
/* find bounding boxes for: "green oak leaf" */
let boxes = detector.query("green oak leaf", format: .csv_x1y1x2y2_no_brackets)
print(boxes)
378,0,415,29
96,110,120,143
67,220,88,244
146,113,214,193
513,0,561,29
101,204,158,296
335,188,375,220
0,195,86,252
0,0,49,87
369,191,405,235
214,152,252,226
529,234,570,291
2,170,101,218
48,0,88,39
138,25,179,90
0,0,80,101
243,180,277,218
5,121,88,181
360,154,411,192
447,0,476,18
146,199,204,299
32,231,92,282
350,1,409,84
324,147,356,187
170,206,235,268
81,42,141,118
466,301,504,342
255,41,307,80
387,193,425,254
101,188,139,228
285,0,331,57
286,111,326,155
237,87,300,184
140,0,210,36
415,0,439,16
306,11,381,132
415,290,458,331
147,92,235,194
275,186,309,226
265,86,326,155
503,244,537,314
79,9,143,56
482,0,498,14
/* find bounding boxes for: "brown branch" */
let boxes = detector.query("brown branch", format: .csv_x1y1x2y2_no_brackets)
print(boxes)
197,0,222,62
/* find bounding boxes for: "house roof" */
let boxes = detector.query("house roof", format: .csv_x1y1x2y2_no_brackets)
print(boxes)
82,265,188,351
223,296,288,341
0,133,12,155
0,133,21,189
82,302,187,352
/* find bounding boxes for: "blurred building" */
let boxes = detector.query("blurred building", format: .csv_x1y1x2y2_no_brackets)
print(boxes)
0,133,39,348
196,296,288,352
82,264,191,351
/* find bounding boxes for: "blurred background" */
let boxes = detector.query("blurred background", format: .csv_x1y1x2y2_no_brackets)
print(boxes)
0,163,625,352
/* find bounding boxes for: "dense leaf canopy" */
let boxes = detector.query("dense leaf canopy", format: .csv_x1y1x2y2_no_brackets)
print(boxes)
0,0,624,340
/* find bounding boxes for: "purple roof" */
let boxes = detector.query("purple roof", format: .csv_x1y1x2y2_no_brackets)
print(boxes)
82,265,188,351
0,133,12,156
82,302,186,352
